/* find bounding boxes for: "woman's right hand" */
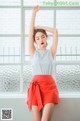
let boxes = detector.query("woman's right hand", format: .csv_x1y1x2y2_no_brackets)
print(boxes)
32,5,40,13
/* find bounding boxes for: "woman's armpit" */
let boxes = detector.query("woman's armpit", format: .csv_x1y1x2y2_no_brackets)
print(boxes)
30,49,36,59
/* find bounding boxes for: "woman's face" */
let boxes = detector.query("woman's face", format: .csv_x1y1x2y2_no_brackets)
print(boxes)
35,32,47,48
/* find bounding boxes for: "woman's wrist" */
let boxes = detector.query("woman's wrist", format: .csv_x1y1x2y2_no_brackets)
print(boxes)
32,5,40,15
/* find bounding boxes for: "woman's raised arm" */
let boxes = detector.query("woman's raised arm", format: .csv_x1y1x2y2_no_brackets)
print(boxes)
34,25,56,33
29,5,40,57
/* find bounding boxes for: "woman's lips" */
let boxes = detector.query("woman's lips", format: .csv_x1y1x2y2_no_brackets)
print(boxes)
41,42,44,45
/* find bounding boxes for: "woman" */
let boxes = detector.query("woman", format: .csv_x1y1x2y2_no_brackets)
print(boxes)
26,5,60,121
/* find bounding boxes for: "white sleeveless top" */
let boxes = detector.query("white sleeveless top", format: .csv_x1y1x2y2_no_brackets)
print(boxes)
31,48,55,76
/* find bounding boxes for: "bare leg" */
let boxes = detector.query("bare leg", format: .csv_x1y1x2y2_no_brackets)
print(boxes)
41,103,55,121
32,105,43,121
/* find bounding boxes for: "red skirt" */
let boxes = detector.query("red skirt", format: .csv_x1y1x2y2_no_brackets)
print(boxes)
26,75,60,112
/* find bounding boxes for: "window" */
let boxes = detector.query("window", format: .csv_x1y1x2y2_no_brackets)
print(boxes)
0,0,80,96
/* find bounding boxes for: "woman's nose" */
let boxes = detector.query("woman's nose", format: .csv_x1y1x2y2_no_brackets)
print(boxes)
40,37,43,41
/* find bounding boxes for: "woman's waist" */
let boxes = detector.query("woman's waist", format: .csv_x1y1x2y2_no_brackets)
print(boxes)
31,74,55,83
32,74,52,78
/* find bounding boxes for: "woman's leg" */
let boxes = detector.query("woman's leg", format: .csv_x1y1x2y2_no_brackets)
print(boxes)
32,105,43,121
41,103,55,121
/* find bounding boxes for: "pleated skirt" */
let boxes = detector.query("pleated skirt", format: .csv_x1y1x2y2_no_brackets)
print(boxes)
26,75,60,112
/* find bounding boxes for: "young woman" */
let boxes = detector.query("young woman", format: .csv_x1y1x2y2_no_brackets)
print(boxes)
26,5,60,121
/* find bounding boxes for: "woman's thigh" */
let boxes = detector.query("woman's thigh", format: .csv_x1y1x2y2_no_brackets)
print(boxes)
41,103,55,121
32,105,43,121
